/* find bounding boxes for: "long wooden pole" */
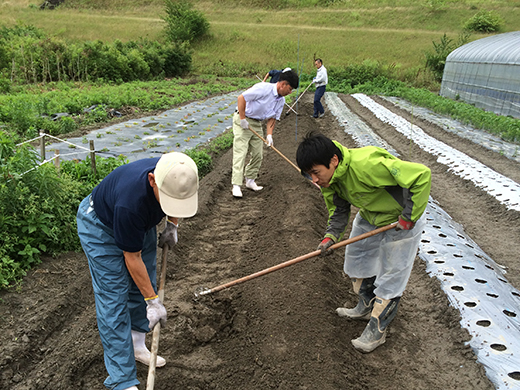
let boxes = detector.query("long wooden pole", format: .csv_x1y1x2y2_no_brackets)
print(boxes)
247,125,320,189
146,243,169,390
285,81,313,116
248,125,300,172
195,223,397,298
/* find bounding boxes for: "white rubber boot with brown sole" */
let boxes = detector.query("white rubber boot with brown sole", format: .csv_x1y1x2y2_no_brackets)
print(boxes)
351,296,400,353
336,276,376,320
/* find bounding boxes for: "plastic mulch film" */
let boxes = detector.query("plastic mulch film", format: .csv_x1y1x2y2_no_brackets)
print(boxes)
325,92,520,390
44,91,242,162
380,96,520,164
351,93,520,213
421,199,520,390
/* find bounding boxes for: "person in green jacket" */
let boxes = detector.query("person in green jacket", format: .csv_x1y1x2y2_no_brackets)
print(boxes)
296,133,431,353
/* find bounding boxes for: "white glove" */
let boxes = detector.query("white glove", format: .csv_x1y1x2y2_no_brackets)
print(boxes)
266,134,273,147
146,297,167,329
240,118,249,130
312,78,317,83
158,220,178,248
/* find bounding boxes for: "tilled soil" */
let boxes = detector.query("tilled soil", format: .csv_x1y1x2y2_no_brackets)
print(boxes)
2,92,519,390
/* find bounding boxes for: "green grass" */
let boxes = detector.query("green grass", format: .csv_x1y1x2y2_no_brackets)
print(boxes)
2,0,519,78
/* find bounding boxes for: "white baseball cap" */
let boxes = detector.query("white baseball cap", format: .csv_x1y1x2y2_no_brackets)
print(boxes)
154,152,198,218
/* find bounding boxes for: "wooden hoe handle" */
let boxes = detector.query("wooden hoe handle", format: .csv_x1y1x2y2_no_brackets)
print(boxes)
146,243,169,390
247,126,319,189
197,223,397,297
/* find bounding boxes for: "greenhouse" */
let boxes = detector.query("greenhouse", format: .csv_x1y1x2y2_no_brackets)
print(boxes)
440,31,520,119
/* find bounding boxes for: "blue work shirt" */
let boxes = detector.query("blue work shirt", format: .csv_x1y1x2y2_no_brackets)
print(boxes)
268,69,283,83
91,158,165,253
242,82,285,121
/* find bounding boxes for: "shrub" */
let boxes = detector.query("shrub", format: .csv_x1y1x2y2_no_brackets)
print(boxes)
163,0,210,44
327,61,397,91
464,10,503,33
0,133,128,289
184,148,213,177
0,26,192,84
0,140,81,288
424,32,471,82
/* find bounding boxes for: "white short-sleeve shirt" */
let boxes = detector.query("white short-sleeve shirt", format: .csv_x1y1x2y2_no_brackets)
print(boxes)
243,82,285,121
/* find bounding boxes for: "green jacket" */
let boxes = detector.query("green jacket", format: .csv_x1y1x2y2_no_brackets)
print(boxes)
322,142,431,242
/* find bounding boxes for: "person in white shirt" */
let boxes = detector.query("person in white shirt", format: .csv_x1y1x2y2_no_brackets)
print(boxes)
312,58,328,118
231,69,299,198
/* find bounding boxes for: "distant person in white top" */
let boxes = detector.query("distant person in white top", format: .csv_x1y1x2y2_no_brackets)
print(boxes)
312,58,328,118
231,69,299,198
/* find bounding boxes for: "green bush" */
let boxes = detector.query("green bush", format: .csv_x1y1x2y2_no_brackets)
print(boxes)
327,61,398,91
163,0,210,44
0,139,81,288
60,154,128,188
184,148,213,177
0,133,127,289
424,32,471,82
464,10,503,33
0,26,192,84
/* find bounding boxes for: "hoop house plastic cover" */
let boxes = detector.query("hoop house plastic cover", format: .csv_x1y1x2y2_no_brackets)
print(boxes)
440,31,520,119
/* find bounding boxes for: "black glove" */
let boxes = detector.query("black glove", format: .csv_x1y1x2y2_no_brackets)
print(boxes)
317,237,334,256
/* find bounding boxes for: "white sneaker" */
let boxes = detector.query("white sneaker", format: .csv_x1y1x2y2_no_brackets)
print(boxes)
245,178,263,191
123,387,138,390
232,185,243,198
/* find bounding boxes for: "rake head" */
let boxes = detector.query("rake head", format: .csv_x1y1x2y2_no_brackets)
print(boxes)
193,286,212,300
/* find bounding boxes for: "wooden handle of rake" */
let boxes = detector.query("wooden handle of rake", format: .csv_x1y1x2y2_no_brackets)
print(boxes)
247,125,319,189
146,243,169,390
247,125,301,172
196,223,397,297
285,81,313,115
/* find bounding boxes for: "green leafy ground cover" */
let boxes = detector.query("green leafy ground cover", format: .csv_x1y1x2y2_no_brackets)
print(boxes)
1,76,254,140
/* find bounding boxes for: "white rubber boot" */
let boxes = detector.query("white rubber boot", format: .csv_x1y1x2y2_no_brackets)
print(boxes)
336,277,376,320
131,330,166,368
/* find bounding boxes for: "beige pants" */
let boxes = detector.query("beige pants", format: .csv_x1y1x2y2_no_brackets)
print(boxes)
231,112,264,185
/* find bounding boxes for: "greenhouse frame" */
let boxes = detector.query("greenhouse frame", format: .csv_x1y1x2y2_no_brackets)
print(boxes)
440,31,520,119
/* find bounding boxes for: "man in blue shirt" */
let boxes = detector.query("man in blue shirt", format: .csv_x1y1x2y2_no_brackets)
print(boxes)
262,67,292,83
76,152,198,390
232,69,299,198
311,58,328,118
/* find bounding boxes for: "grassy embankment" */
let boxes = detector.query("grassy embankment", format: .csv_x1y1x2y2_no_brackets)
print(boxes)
2,0,520,80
